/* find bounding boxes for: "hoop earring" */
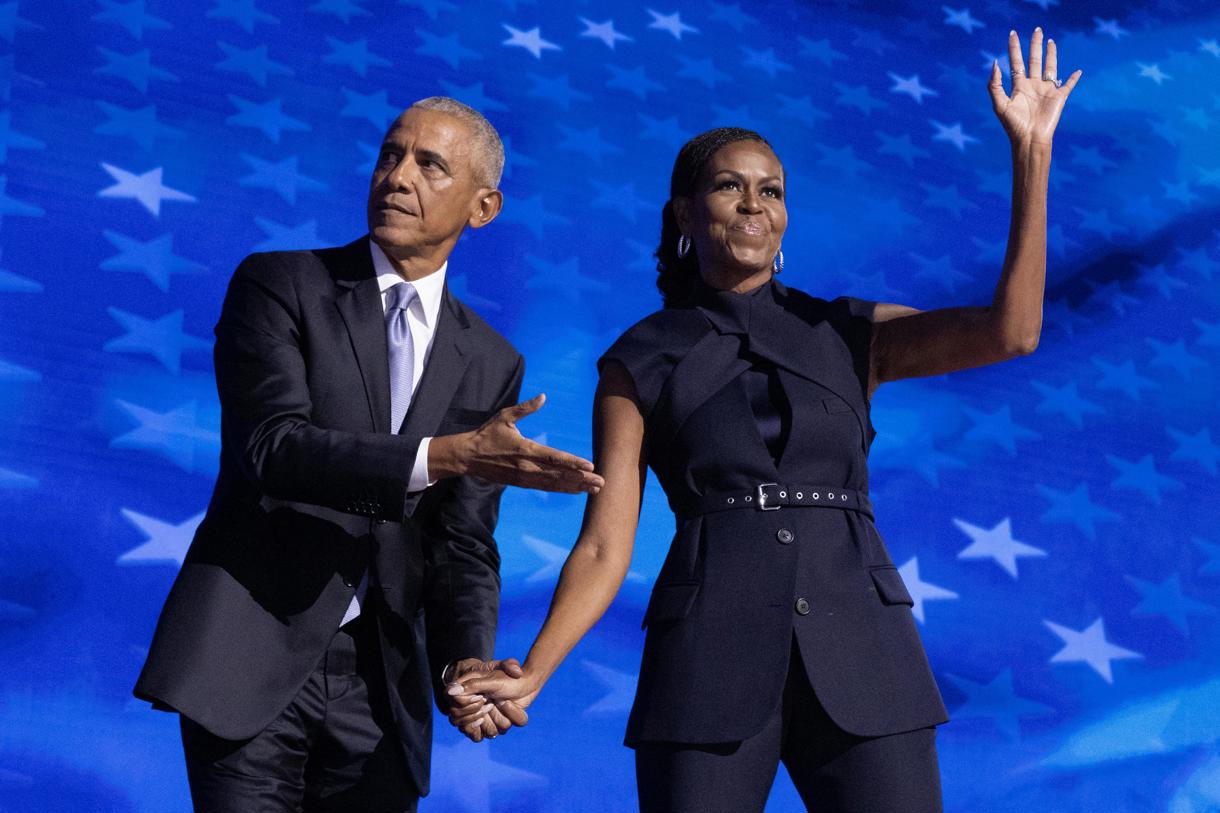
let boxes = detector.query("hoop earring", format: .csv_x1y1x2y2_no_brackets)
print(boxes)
774,249,784,273
677,234,691,258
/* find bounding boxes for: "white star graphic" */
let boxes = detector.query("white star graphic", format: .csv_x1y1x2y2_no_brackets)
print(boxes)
1044,617,1142,683
98,163,195,216
111,399,221,471
521,533,568,583
429,739,547,812
1094,17,1129,40
943,7,984,34
579,17,632,49
646,9,698,40
117,508,205,566
953,517,1046,579
931,120,979,151
898,557,959,623
582,660,638,716
502,25,560,59
888,72,938,103
1137,62,1171,84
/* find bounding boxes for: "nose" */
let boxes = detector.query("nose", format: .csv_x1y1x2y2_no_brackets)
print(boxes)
386,155,419,192
737,189,762,214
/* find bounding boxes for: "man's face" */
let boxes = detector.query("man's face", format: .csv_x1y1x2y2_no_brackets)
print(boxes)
367,107,487,260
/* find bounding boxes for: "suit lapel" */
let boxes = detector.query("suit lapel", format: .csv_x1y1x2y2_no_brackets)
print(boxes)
334,240,391,433
397,284,470,438
749,284,872,451
651,328,751,453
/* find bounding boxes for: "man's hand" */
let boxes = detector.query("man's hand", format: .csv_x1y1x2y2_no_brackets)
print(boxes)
444,658,531,743
429,394,605,494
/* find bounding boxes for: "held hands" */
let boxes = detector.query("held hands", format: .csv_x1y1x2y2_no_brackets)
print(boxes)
988,27,1081,149
445,660,542,743
432,394,605,494
443,658,532,743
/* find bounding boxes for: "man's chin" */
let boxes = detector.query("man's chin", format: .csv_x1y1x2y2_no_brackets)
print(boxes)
369,223,418,249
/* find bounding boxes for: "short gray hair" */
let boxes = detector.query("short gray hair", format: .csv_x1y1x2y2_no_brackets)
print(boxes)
411,96,505,188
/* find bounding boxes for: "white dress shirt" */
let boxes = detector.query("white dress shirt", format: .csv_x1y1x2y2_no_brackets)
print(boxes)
341,239,447,626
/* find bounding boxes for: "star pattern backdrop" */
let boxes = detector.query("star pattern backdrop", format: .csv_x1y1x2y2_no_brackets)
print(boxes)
0,0,1218,810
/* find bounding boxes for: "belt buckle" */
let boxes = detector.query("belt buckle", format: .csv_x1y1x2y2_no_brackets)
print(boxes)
757,482,781,511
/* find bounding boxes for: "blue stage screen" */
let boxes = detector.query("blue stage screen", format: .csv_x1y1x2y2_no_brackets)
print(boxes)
1,0,1218,810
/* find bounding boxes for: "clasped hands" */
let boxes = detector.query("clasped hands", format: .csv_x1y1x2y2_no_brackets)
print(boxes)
443,657,539,743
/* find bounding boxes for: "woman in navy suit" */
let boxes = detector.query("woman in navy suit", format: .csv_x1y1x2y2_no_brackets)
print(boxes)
453,29,1080,812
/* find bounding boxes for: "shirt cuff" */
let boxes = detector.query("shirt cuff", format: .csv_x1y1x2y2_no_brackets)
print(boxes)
407,436,436,493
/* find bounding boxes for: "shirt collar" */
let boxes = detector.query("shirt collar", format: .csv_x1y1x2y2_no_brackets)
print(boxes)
369,238,447,329
695,276,779,336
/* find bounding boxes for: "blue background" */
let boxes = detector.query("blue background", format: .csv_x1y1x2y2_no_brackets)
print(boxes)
1,0,1219,810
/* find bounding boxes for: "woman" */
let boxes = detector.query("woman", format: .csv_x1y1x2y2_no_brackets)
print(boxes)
452,28,1079,812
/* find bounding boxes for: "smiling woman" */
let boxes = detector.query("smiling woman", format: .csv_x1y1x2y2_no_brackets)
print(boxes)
655,127,788,307
449,25,1082,813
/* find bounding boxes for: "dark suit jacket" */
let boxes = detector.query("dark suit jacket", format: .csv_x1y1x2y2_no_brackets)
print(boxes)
133,237,523,796
599,280,948,746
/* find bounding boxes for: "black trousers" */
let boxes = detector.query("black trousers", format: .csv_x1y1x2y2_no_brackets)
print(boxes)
180,614,417,813
635,637,942,813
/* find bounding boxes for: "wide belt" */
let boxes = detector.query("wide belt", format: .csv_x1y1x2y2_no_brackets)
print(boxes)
677,483,873,520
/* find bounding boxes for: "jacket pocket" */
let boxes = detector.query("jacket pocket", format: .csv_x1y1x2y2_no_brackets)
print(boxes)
641,581,701,629
869,565,914,606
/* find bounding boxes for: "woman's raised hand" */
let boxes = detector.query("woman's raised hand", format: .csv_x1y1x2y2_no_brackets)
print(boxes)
988,27,1081,148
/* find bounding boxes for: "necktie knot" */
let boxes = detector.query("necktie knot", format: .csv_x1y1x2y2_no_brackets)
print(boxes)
385,281,417,314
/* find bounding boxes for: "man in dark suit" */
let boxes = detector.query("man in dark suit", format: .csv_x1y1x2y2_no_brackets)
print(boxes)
134,96,603,812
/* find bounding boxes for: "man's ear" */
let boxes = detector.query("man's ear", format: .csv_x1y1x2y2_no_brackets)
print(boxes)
468,189,503,230
671,196,692,236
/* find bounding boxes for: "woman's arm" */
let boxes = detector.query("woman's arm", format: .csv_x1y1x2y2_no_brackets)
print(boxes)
450,360,649,712
868,28,1081,395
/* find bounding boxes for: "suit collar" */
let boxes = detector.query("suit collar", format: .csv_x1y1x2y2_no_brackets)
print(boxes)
689,277,871,451
332,236,472,435
369,238,448,331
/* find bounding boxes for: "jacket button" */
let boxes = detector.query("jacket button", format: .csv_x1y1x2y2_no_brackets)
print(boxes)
776,528,794,544
795,598,811,615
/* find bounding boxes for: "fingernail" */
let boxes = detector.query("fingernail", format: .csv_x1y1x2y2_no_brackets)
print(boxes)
1010,29,1016,35
447,685,464,695
1035,26,1041,33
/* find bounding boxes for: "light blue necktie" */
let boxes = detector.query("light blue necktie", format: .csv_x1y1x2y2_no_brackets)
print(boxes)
385,281,417,434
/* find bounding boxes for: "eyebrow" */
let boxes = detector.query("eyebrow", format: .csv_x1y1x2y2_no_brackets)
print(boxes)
712,169,784,185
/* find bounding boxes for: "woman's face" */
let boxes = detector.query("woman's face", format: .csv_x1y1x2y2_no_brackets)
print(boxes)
676,140,787,283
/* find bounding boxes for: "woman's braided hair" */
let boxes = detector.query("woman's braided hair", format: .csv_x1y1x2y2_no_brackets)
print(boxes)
655,127,774,309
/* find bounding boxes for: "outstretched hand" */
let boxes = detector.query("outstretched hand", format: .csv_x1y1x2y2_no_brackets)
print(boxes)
444,658,531,743
445,393,605,494
989,27,1081,148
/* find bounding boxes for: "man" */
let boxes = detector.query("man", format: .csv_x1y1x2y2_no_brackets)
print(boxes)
134,97,602,811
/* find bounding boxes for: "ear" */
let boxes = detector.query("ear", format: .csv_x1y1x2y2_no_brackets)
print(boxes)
467,188,503,230
671,196,692,236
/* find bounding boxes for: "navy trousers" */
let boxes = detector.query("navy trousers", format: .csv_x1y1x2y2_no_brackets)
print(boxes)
635,637,942,813
179,614,417,813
